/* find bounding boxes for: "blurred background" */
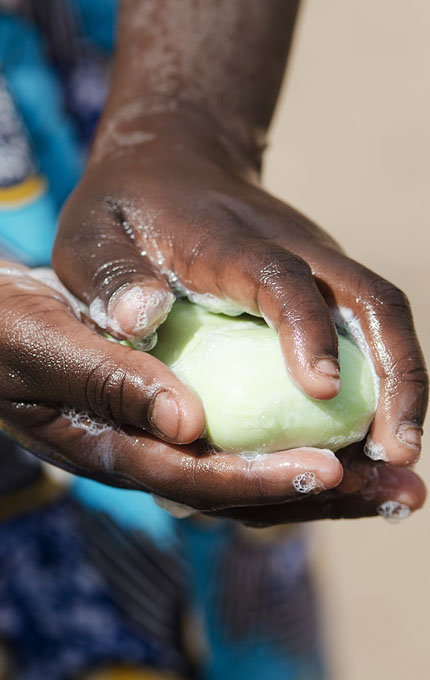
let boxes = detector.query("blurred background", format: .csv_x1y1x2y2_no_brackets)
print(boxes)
265,1,429,677
0,0,428,678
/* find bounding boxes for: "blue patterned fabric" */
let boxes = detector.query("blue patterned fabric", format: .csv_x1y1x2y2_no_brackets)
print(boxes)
0,497,177,679
181,521,326,680
0,14,83,206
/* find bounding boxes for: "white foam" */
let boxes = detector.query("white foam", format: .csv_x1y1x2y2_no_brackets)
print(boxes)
108,284,174,336
377,500,411,522
293,471,317,494
114,204,249,318
238,451,269,462
0,266,85,319
61,408,114,436
334,305,380,401
364,436,388,462
184,291,244,316
61,408,117,472
89,296,108,329
30,267,85,319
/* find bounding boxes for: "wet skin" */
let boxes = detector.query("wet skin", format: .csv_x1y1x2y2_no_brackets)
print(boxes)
1,0,427,523
0,267,425,521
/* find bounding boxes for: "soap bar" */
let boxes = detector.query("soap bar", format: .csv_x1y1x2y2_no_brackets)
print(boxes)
151,300,376,453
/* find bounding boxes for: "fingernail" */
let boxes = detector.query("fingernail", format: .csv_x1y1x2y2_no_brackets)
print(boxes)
314,358,340,379
396,424,422,453
377,500,411,523
364,436,388,462
293,471,318,494
150,391,180,441
109,286,174,337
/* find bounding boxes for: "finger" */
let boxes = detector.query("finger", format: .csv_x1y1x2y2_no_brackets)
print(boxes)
119,440,344,510
210,464,426,526
1,404,344,509
173,234,341,400
39,416,342,510
53,190,174,343
0,281,204,443
335,266,428,466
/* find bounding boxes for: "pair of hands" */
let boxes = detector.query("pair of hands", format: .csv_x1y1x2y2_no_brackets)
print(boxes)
0,119,426,524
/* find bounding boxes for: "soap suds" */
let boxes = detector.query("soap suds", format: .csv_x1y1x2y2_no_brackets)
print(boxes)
363,436,388,462
89,296,108,329
238,451,269,462
377,500,410,522
61,408,114,436
108,284,174,335
293,471,317,494
334,305,380,400
89,285,173,343
61,408,117,472
0,267,85,319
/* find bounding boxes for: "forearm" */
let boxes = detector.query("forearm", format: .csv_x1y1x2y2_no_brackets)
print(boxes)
92,0,300,172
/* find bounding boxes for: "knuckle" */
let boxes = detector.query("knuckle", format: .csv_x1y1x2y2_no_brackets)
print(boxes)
84,357,133,423
362,272,410,312
168,454,204,508
258,249,312,285
256,250,313,313
91,257,140,302
379,349,428,406
399,362,428,388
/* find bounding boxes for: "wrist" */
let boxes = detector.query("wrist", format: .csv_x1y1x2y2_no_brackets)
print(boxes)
89,94,264,181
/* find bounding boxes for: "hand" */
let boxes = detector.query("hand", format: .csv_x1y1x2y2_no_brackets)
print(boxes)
54,110,428,471
208,443,427,526
0,263,347,510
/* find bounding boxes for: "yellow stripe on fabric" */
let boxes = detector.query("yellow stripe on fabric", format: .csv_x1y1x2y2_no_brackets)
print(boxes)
0,475,65,523
0,175,46,209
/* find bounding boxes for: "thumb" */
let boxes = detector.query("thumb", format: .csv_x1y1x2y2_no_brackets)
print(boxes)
1,276,204,444
53,191,174,346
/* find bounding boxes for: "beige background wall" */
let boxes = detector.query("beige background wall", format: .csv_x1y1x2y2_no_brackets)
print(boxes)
264,1,429,678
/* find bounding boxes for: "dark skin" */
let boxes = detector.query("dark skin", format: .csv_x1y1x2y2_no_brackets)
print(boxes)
0,0,427,522
0,264,425,520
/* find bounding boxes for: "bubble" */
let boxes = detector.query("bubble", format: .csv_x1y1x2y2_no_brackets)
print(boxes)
334,305,380,400
131,332,158,352
185,291,244,316
109,285,174,337
377,500,411,523
0,267,85,319
293,471,317,494
364,437,388,462
89,297,108,329
238,451,268,462
122,220,135,240
62,408,113,436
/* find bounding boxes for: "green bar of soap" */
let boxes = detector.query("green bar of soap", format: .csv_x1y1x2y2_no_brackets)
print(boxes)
151,301,376,453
